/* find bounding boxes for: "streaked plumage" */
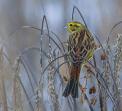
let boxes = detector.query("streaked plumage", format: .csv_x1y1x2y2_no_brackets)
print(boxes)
63,21,96,98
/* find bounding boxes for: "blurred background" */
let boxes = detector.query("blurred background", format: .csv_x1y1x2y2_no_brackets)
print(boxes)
0,0,122,61
0,0,122,111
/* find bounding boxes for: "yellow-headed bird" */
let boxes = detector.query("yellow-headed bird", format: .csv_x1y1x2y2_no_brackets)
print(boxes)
63,21,96,98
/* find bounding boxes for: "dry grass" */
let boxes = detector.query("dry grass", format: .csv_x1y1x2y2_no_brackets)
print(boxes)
0,6,122,111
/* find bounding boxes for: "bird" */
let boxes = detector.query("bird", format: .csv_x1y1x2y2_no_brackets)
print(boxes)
63,21,97,98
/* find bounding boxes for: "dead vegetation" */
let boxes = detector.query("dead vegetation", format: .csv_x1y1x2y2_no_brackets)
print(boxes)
0,6,122,111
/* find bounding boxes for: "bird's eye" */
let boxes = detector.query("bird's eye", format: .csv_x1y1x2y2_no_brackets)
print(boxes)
70,24,73,26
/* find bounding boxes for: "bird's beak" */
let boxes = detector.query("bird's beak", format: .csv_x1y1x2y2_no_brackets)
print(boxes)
64,26,67,29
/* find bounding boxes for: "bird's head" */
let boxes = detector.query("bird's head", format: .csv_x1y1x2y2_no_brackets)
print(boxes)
66,21,85,33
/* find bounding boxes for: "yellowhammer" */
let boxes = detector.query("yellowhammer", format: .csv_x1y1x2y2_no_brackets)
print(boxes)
63,21,97,98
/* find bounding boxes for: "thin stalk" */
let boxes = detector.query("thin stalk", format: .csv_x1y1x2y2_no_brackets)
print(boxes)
17,75,34,111
39,54,67,84
72,6,88,29
20,56,35,95
0,78,8,111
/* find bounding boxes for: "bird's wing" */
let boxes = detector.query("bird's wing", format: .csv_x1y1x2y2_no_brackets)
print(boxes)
68,31,86,63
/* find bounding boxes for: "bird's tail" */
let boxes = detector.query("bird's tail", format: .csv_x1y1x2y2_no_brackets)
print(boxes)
63,64,80,98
